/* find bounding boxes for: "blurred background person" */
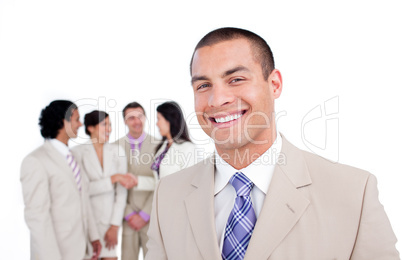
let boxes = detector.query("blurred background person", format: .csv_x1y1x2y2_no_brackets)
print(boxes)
151,101,198,179
73,110,136,260
116,102,159,260
20,100,101,260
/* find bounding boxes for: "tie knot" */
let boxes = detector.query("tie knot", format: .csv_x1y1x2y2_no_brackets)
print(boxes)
230,172,254,197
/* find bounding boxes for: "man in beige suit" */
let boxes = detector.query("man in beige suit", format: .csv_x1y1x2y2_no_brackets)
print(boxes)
116,102,159,260
20,100,101,260
146,28,400,259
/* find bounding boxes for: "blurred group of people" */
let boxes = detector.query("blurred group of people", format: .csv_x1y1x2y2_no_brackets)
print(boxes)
20,100,197,260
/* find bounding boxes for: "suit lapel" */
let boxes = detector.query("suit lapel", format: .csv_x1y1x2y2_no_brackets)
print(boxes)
184,157,222,260
245,135,312,260
182,134,312,259
155,141,167,158
102,144,113,177
84,142,103,178
43,141,80,192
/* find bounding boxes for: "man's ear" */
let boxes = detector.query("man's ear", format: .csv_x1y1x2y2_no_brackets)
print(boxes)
269,69,283,99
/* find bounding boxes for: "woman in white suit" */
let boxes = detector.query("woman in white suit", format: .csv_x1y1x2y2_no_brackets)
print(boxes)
73,110,136,260
151,101,198,179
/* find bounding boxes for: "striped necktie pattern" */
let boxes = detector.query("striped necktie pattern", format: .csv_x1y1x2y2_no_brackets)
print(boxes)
66,152,82,191
222,172,257,260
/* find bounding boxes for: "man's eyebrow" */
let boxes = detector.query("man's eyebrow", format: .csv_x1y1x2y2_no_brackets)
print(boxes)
191,75,209,85
191,66,249,85
221,66,250,78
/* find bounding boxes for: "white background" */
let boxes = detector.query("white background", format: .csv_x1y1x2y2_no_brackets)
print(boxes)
1,0,401,258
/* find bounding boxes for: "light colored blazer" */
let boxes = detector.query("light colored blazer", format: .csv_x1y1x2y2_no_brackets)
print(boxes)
72,142,127,227
20,141,99,260
154,140,198,180
115,134,159,222
134,140,199,191
146,135,399,260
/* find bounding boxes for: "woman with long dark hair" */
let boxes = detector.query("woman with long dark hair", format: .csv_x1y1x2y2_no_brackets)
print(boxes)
72,110,136,260
151,101,198,179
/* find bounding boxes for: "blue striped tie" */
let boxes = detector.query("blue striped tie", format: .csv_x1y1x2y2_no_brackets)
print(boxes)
222,172,256,260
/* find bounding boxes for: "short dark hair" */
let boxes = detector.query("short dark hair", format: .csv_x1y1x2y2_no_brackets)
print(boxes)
190,27,275,80
39,100,77,139
155,101,191,152
122,102,145,118
84,110,109,136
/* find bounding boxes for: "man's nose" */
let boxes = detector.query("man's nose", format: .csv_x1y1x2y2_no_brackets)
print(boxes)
208,84,236,108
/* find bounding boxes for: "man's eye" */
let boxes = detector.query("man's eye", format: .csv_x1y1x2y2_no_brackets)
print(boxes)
230,78,243,83
197,83,210,90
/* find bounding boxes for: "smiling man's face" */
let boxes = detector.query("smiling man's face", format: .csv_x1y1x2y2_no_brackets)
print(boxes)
191,38,282,154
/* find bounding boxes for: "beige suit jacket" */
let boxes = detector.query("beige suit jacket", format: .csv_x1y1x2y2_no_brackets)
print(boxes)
115,134,159,220
20,141,99,260
72,142,127,227
146,135,399,260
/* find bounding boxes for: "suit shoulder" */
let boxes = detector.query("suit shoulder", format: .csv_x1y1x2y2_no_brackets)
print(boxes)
299,147,371,182
107,141,121,149
22,144,47,162
158,157,210,186
176,141,196,149
144,134,160,148
116,136,127,142
71,143,85,152
107,142,126,155
114,136,131,147
302,148,369,173
21,145,49,176
170,141,196,155
70,144,90,159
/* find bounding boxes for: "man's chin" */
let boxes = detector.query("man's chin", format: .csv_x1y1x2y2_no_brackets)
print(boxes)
131,128,143,134
214,139,248,152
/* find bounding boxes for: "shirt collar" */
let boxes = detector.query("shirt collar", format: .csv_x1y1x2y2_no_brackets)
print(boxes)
127,132,147,150
214,132,282,195
49,138,70,158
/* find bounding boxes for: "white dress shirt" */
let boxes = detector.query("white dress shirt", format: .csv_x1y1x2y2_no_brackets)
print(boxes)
214,133,283,250
49,138,70,158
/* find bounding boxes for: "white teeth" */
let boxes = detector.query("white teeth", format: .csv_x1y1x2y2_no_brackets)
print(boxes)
215,112,243,123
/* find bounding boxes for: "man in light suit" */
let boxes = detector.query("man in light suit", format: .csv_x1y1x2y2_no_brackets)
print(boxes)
116,102,159,260
20,100,101,260
146,28,400,259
